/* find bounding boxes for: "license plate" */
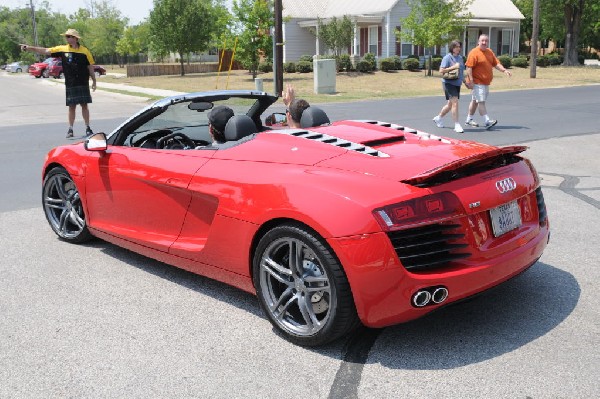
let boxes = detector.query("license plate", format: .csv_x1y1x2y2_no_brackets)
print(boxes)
489,200,522,237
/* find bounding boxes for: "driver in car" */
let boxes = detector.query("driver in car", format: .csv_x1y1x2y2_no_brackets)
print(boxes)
208,105,235,144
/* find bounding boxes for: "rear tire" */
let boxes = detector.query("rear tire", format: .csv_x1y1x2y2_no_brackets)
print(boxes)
253,224,359,346
42,167,93,243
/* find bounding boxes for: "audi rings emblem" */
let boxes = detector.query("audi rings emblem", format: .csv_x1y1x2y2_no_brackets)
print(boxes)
495,177,517,193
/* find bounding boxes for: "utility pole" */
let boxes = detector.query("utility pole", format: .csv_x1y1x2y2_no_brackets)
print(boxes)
29,0,39,47
530,0,540,78
28,0,40,61
273,0,283,96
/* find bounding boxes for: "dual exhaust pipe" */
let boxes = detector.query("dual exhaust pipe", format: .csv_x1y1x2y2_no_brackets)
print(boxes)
412,286,449,307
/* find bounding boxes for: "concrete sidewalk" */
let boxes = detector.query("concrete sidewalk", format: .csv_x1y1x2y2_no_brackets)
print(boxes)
40,75,185,98
95,80,185,98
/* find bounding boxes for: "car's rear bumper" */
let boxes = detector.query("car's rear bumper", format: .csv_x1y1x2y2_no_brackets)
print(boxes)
328,224,550,328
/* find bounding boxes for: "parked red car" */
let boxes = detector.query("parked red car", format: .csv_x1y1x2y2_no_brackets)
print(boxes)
28,57,58,78
48,61,106,79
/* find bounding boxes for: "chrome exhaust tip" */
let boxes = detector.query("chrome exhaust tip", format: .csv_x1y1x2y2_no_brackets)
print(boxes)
431,287,449,304
412,290,431,307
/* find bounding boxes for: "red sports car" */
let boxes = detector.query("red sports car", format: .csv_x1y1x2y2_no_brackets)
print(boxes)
42,90,550,346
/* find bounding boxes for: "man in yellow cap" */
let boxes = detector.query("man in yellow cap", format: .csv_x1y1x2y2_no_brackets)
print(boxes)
21,29,97,138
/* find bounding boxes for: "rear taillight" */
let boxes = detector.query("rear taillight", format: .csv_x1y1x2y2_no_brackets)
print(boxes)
374,192,465,231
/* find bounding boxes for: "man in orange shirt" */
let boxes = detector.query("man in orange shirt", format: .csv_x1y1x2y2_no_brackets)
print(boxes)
464,34,511,129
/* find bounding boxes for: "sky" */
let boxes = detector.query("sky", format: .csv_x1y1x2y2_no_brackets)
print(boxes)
5,0,156,26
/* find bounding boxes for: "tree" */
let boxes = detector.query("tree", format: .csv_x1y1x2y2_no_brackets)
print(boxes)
232,0,273,79
398,0,472,76
149,0,219,76
513,0,600,65
84,1,128,63
116,26,142,65
562,0,585,65
313,16,354,57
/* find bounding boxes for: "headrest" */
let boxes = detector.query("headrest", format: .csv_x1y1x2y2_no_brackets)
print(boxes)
300,107,330,128
224,115,258,141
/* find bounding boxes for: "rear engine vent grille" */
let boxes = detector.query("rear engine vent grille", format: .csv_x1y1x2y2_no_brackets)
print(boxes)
387,223,472,272
354,120,452,143
536,187,548,225
270,129,390,157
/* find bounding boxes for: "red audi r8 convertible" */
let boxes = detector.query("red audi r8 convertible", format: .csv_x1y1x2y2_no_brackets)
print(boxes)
42,90,549,346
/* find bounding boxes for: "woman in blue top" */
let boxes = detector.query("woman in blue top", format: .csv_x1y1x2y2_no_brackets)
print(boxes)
432,40,465,133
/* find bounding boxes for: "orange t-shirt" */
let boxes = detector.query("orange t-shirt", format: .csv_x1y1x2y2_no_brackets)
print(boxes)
465,47,499,85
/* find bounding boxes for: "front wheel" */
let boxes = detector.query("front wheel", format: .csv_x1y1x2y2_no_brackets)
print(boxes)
42,167,93,243
253,224,359,346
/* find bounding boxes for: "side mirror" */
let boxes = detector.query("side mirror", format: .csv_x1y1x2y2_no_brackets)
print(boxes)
265,112,287,127
84,132,108,151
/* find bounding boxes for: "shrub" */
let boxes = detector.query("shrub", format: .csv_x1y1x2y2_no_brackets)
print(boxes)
299,54,313,62
427,57,442,70
402,57,420,71
391,55,402,70
547,53,562,66
336,54,353,72
537,55,549,67
363,52,377,70
407,54,419,59
379,58,396,72
258,61,272,73
512,56,528,68
356,60,373,73
283,62,296,73
296,60,313,73
498,55,512,69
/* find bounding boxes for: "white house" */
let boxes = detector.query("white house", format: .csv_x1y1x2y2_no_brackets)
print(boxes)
282,0,524,61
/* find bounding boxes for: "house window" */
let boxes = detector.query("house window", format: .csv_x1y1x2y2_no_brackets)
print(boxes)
369,26,378,55
401,43,413,57
467,28,478,53
501,29,512,55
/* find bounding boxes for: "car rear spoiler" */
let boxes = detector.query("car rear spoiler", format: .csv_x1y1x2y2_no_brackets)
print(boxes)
401,145,528,187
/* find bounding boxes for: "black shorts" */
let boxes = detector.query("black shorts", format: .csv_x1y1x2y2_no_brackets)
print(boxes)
443,82,461,100
65,85,92,106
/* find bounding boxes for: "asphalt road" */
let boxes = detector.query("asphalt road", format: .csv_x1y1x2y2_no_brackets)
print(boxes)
0,71,598,398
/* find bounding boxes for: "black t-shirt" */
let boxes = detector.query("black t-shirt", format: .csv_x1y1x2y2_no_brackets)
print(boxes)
49,44,94,87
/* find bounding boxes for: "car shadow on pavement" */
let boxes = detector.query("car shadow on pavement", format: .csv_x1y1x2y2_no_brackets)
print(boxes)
92,240,263,318
93,236,577,368
366,261,579,369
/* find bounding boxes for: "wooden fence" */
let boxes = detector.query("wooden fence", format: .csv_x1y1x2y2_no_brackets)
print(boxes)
126,51,242,77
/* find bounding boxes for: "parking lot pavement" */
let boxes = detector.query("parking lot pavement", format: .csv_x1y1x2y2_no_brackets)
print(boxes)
0,133,598,398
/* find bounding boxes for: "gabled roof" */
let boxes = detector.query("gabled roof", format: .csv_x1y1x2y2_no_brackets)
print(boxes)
283,0,524,20
283,0,398,19
466,0,524,20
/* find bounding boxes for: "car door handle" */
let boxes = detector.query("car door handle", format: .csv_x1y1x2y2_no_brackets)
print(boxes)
164,178,188,189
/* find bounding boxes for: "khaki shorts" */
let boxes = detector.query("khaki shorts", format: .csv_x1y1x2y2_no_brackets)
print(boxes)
471,84,490,103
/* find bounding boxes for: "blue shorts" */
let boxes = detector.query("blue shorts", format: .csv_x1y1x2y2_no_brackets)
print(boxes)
443,82,461,100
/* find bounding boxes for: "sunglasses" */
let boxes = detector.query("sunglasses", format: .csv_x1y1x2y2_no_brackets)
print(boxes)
65,35,74,39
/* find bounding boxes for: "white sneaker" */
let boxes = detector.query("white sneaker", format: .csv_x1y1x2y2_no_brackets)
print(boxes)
432,116,444,128
454,124,464,133
465,119,479,127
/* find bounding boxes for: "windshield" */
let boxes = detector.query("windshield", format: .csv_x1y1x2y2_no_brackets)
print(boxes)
125,97,259,145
